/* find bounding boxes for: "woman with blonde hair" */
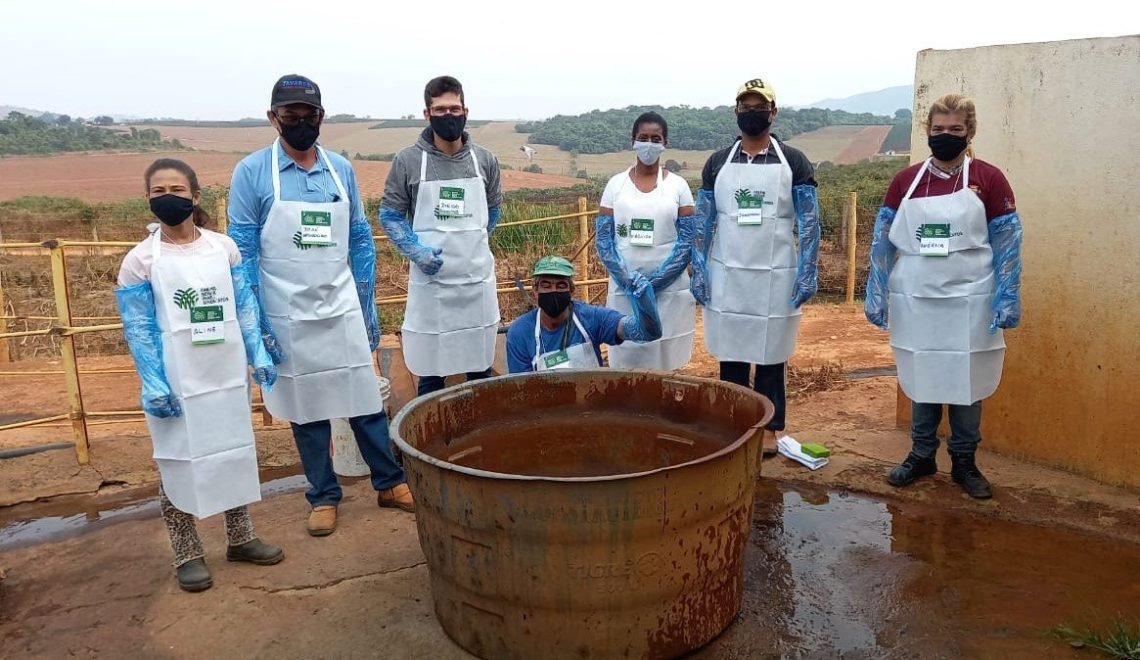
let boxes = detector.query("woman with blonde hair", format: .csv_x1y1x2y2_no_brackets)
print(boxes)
864,94,1024,499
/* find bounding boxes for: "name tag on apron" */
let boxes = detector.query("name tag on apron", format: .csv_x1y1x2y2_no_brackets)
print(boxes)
300,211,333,246
436,187,466,218
919,224,951,257
630,218,654,247
542,350,571,370
191,305,224,345
736,190,766,225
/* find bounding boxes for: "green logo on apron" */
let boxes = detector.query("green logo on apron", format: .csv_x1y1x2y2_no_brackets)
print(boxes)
918,224,951,257
630,218,654,246
735,188,766,209
173,288,199,310
616,223,629,238
543,350,570,369
299,211,333,246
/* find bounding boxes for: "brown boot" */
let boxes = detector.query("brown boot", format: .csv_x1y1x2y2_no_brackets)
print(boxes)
307,505,338,537
377,484,415,513
761,429,779,459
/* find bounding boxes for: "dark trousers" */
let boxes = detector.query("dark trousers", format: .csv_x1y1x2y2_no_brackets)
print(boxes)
290,410,405,508
910,401,983,458
719,362,786,431
416,368,494,397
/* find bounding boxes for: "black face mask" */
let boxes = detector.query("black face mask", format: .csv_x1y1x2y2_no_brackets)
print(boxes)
150,194,195,226
537,291,572,318
928,133,968,161
430,114,467,142
278,120,320,151
737,110,772,137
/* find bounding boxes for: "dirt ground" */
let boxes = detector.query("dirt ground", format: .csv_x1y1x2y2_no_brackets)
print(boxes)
0,151,581,202
834,125,892,165
2,304,1139,659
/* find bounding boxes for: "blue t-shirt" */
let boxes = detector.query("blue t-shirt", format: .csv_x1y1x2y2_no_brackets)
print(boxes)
506,302,625,373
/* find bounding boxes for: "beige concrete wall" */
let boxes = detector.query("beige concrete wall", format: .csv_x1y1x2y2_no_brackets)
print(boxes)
901,35,1140,487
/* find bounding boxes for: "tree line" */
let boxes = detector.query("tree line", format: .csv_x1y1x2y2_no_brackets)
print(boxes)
516,105,897,153
0,112,182,156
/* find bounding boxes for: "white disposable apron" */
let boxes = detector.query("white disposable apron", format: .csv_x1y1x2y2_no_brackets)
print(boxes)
533,309,601,370
258,140,382,423
145,229,261,518
401,150,499,376
704,139,800,365
605,166,695,370
888,157,1005,405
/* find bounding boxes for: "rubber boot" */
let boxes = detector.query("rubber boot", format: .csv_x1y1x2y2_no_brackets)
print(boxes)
886,452,938,487
949,450,992,499
226,538,285,565
176,558,212,592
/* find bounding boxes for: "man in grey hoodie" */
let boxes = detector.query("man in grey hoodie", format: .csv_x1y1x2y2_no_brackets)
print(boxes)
379,76,503,396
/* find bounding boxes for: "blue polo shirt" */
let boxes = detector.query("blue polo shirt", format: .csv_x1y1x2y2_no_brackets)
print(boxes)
227,140,368,262
505,302,625,373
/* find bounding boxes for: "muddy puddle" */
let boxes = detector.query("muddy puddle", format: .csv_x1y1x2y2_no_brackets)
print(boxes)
701,480,1140,658
0,466,308,551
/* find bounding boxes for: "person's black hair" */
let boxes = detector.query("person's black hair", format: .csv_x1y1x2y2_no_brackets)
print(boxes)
631,111,668,142
424,76,465,108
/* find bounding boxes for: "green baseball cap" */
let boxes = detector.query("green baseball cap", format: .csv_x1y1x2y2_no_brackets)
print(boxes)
532,256,575,277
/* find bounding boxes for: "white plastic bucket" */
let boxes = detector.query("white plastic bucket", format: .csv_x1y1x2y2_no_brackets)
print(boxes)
330,377,391,477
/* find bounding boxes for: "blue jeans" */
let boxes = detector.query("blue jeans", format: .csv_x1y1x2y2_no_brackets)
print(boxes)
416,368,494,397
290,410,405,508
911,401,983,458
720,362,786,431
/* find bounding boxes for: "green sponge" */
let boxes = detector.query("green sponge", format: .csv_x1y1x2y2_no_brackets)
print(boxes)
801,443,830,459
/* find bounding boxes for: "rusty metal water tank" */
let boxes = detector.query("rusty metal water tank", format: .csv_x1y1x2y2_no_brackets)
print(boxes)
392,370,773,659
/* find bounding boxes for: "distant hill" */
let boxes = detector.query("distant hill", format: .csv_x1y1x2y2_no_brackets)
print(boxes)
1,105,49,119
807,85,914,116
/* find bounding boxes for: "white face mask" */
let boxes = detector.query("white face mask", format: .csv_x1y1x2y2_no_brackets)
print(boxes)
633,140,665,165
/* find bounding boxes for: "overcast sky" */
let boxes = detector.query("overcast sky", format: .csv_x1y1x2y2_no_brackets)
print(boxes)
3,0,1133,120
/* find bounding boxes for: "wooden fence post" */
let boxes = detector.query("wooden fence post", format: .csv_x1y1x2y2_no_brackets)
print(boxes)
577,197,590,301
47,241,90,464
845,192,858,304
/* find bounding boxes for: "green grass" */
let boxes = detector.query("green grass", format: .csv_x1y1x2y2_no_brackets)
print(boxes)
1052,620,1140,659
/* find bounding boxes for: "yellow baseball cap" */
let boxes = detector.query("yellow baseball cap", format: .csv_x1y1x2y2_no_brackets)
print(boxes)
736,78,776,104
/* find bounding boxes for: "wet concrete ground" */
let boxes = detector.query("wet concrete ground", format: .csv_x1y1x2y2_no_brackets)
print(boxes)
2,471,1136,659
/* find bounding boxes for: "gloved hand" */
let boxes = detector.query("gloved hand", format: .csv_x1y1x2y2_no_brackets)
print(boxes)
380,206,444,275
864,206,898,330
253,364,277,389
347,218,381,350
988,211,1024,333
790,185,820,308
647,214,694,292
619,271,663,342
231,263,282,380
689,188,716,306
259,312,287,364
690,248,710,306
595,213,634,292
115,282,182,418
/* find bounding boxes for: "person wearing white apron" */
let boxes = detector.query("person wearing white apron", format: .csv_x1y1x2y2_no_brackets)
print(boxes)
117,158,282,592
865,94,1024,499
690,78,821,455
596,111,696,371
504,257,663,373
379,76,503,396
228,75,411,538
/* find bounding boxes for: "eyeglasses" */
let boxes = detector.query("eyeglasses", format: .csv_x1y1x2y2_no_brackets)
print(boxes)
535,279,571,292
429,105,465,117
275,112,321,127
736,103,773,113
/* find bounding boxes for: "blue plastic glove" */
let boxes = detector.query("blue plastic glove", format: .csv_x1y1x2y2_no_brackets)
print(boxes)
864,206,898,330
348,217,380,351
619,271,663,343
230,264,277,390
594,213,634,292
689,188,716,306
115,282,182,418
380,206,443,276
488,205,502,234
988,211,1023,333
647,214,694,292
790,184,821,308
240,262,287,365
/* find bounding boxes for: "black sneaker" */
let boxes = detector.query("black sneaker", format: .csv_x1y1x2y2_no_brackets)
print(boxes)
176,558,213,592
886,452,938,487
949,451,993,499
